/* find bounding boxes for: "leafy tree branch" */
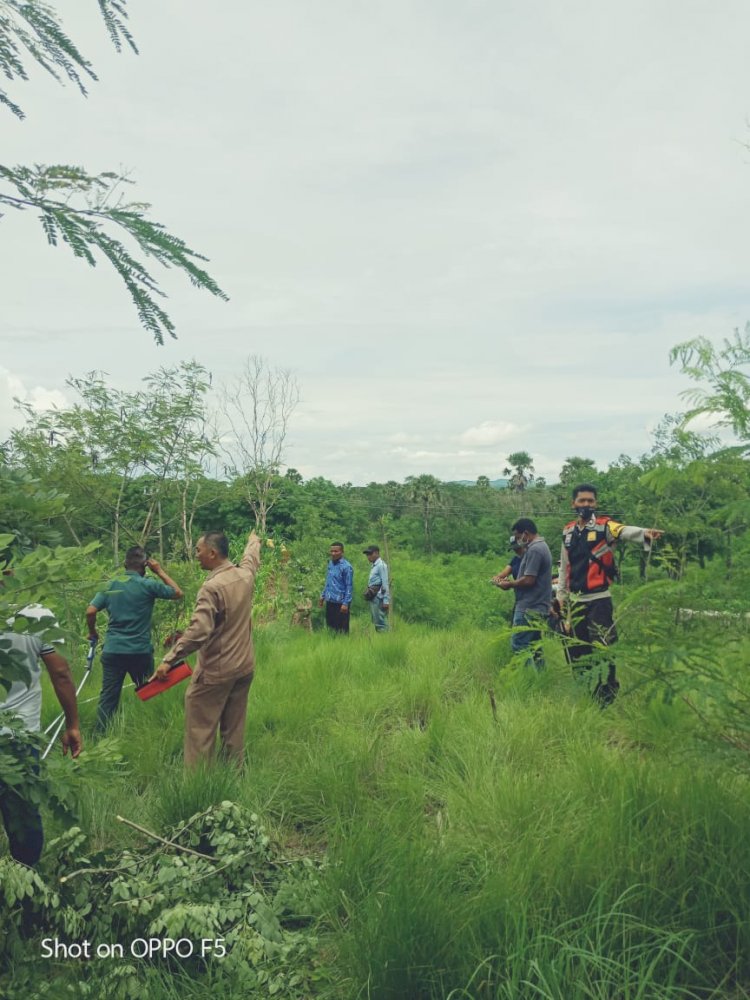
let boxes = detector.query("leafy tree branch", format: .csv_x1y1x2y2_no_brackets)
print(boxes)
1,2,227,341
0,0,136,119
0,164,228,343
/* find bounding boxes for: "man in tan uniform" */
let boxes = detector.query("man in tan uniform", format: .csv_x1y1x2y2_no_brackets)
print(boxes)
154,529,261,767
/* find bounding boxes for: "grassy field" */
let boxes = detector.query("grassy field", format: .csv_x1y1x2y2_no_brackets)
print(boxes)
5,605,748,1000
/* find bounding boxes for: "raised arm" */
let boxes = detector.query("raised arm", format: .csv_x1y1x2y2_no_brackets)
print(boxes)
240,530,262,577
147,558,184,599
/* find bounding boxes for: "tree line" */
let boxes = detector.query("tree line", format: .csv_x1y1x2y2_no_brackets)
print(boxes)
2,329,749,580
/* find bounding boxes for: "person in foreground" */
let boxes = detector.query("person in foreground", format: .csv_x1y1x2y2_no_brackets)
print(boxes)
153,530,260,768
556,483,662,705
0,605,81,865
496,519,552,670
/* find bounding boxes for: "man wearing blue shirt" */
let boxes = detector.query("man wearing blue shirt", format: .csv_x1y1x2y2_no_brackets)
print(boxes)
363,545,390,632
318,542,353,634
492,534,527,622
86,547,183,731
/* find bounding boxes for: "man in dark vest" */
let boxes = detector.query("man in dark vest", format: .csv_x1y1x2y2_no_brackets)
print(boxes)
555,483,662,705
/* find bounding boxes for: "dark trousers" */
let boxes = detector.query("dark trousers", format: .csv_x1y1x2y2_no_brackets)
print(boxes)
564,597,620,706
325,601,350,634
96,652,154,732
0,742,44,866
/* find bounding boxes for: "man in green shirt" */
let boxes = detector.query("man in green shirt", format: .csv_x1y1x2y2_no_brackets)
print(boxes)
86,546,183,732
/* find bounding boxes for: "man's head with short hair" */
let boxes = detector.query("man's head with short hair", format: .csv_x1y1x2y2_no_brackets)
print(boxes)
329,542,344,563
512,518,537,536
124,546,148,575
572,483,598,500
196,530,229,570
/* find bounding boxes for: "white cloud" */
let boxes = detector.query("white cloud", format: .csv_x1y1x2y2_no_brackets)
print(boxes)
388,431,423,445
0,368,68,439
458,421,522,447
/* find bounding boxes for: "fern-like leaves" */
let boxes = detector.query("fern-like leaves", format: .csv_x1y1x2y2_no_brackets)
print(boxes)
0,164,229,344
0,0,99,118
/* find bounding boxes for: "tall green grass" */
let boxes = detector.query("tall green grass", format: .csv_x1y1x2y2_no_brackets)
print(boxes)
23,619,750,998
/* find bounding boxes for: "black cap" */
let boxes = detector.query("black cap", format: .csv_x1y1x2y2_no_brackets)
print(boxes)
363,545,380,555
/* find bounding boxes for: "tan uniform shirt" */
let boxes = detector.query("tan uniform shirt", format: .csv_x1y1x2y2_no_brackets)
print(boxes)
162,532,261,684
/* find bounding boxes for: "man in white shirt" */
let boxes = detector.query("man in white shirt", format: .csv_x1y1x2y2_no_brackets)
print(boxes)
1,606,81,865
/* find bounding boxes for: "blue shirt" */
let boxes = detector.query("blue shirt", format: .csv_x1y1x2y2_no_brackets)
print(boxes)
366,558,390,603
91,571,175,654
321,558,353,605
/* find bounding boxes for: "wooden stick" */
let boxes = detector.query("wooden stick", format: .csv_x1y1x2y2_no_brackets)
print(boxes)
116,815,218,862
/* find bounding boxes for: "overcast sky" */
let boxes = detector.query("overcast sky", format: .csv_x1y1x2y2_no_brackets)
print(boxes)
2,1,749,484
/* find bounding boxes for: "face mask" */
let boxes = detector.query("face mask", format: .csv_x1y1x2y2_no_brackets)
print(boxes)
576,506,596,522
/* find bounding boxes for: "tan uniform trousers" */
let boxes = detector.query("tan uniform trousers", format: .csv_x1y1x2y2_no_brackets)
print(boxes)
184,671,254,768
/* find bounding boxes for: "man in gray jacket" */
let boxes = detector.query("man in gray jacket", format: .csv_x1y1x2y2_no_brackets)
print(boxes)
363,546,390,633
496,518,552,670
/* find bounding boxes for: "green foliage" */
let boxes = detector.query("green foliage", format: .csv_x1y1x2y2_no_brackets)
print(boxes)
558,454,598,489
1,802,325,998
404,474,444,553
670,325,750,442
0,724,78,824
8,363,219,561
1,1,101,118
0,468,66,559
503,450,535,491
3,605,750,996
0,1,137,117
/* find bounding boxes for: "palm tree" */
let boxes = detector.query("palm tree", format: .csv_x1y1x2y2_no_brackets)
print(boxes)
503,451,535,492
405,474,442,553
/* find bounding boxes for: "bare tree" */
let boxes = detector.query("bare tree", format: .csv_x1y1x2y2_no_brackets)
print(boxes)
220,355,300,533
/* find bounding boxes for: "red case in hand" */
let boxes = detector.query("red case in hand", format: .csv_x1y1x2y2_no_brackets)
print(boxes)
136,662,193,701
